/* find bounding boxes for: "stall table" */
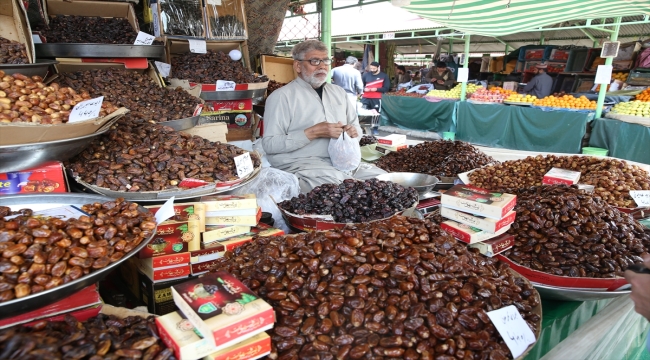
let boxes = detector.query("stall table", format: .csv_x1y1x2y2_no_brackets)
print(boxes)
379,96,455,132
589,117,650,165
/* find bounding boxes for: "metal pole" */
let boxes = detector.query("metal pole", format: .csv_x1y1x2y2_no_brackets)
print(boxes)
460,35,471,101
374,35,380,64
321,0,332,82
595,17,621,119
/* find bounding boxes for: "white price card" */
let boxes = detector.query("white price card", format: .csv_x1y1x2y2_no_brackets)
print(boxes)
630,190,650,207
457,68,469,82
154,196,176,224
234,152,254,178
595,65,613,85
32,34,42,44
134,31,156,45
188,39,207,54
154,61,171,77
68,96,104,123
151,4,160,37
486,305,536,359
216,80,236,91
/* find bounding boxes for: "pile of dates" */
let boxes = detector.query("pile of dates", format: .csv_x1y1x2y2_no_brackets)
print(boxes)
36,15,162,45
66,120,261,191
0,72,119,124
375,141,496,177
212,216,541,360
57,68,201,123
267,80,287,96
503,185,650,278
170,50,267,84
359,135,378,146
385,91,425,98
0,37,28,64
0,314,173,359
279,179,418,223
0,198,156,302
468,155,650,208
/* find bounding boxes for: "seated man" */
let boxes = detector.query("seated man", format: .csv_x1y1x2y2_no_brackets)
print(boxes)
261,40,386,193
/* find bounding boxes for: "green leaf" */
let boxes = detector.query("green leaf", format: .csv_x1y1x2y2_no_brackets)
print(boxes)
177,224,188,232
183,207,195,215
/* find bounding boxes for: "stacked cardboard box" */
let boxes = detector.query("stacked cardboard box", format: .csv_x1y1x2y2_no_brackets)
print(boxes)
440,184,517,257
375,134,407,154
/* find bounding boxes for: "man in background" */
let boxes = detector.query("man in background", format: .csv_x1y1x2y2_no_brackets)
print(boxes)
425,61,456,90
361,61,390,112
523,63,553,99
395,65,411,90
331,56,364,107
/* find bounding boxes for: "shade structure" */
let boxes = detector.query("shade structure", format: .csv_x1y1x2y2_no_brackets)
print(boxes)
401,0,650,36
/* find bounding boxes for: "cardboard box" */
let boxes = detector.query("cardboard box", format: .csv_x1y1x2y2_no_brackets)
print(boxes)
166,39,253,78
140,271,196,316
201,194,257,211
260,54,296,84
226,126,254,142
137,261,192,283
375,143,407,153
0,0,34,63
377,134,406,146
205,207,261,226
417,197,441,214
543,167,581,186
190,258,222,275
147,203,206,233
190,244,226,263
200,99,253,129
440,219,511,244
44,0,139,32
171,272,275,350
203,225,251,244
502,81,518,91
138,220,201,258
182,123,228,143
157,311,218,360
441,185,517,220
0,161,67,195
218,223,284,252
441,207,516,234
204,332,271,360
156,2,205,39
468,234,514,257
139,252,191,269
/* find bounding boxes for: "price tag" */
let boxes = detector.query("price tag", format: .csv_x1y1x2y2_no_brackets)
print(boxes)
630,190,650,207
151,4,160,37
457,68,469,82
216,80,236,91
486,305,536,359
188,39,207,54
68,96,104,123
207,0,221,5
154,196,176,224
234,152,254,178
595,65,613,85
154,61,171,77
134,31,155,45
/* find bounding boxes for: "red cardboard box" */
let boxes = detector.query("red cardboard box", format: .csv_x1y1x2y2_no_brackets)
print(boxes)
542,168,581,186
441,185,517,220
0,161,67,195
468,234,514,257
205,332,271,360
146,203,206,233
138,220,201,258
440,207,516,234
440,220,511,244
200,99,253,129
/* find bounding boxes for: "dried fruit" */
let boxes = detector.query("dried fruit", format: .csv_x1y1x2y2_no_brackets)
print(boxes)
170,50,267,84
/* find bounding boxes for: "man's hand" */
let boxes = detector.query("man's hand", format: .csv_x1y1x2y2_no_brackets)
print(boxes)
343,124,359,138
625,254,650,321
304,121,345,140
437,80,445,85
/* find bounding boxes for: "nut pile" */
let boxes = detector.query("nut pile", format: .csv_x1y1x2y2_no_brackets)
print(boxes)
37,15,162,45
0,72,119,124
170,50,267,84
0,314,173,359
267,80,287,96
359,135,378,146
0,37,28,64
66,120,261,192
504,185,650,278
0,198,156,302
279,179,419,223
468,155,650,208
212,216,541,360
57,68,201,123
375,141,497,177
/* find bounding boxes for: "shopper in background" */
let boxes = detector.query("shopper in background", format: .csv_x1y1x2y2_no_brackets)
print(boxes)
412,71,421,85
523,63,553,99
425,61,456,90
396,65,411,86
361,61,390,112
331,56,364,107
625,254,650,353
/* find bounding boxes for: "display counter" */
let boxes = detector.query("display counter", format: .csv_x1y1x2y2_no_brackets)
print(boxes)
456,102,590,153
379,96,455,132
589,117,650,165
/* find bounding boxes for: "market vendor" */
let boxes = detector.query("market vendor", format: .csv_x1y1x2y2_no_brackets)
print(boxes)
425,61,456,90
261,40,386,193
523,63,553,99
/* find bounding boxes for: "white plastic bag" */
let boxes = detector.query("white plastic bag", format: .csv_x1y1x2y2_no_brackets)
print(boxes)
328,132,361,171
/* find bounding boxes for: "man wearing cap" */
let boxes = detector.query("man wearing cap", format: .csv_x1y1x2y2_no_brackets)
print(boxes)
360,61,390,112
523,63,553,99
331,56,364,107
425,61,456,90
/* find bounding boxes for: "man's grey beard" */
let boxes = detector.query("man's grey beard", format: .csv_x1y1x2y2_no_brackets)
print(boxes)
302,71,328,88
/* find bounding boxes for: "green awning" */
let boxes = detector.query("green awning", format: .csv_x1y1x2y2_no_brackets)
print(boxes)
402,0,650,36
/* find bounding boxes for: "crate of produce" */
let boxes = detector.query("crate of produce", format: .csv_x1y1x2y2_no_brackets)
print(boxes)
547,62,566,73
549,48,570,61
575,77,595,92
584,48,605,72
565,48,590,72
615,41,641,61
524,48,545,60
627,70,650,86
523,60,541,72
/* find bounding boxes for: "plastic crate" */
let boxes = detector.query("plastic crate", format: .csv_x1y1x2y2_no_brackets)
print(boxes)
547,62,566,73
523,61,541,72
627,71,650,86
584,48,605,72
549,49,570,62
565,48,590,72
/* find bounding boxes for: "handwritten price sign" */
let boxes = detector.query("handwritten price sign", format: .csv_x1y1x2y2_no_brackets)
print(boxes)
134,31,155,45
68,96,104,123
486,305,536,358
234,152,254,178
188,39,207,54
630,190,650,207
216,80,236,91
154,61,171,77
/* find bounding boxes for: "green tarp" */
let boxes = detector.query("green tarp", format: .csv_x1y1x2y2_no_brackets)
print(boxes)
380,96,455,132
456,102,590,153
589,118,650,165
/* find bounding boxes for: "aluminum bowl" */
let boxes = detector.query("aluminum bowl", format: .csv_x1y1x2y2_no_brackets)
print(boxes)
376,172,440,194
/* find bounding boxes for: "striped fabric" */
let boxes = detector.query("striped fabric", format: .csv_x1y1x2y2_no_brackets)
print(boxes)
402,0,650,36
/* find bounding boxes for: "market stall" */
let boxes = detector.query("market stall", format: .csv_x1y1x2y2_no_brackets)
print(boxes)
589,117,650,164
380,95,455,132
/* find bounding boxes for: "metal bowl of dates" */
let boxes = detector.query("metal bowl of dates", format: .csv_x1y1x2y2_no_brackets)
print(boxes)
376,172,439,194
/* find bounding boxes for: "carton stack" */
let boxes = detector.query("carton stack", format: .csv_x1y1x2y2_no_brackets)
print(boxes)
440,184,517,257
375,134,407,154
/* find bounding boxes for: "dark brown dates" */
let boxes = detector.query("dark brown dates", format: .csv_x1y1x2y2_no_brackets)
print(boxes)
35,15,163,45
170,50,267,84
0,37,28,64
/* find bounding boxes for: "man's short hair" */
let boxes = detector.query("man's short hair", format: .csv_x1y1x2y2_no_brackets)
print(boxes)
345,56,358,65
397,65,406,72
292,40,328,60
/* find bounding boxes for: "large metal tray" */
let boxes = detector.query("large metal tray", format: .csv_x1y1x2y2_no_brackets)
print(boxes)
0,194,156,317
533,283,630,302
0,59,59,78
35,44,165,59
70,165,261,202
0,128,110,173
160,115,200,131
200,88,267,101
